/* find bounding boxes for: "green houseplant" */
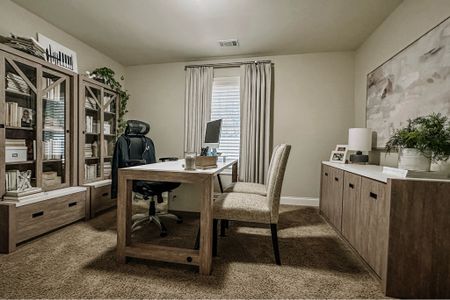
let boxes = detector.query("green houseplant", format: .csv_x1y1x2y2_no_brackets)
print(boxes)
385,113,450,171
89,67,129,135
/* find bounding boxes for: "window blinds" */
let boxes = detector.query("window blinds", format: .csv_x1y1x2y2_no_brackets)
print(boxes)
211,76,240,162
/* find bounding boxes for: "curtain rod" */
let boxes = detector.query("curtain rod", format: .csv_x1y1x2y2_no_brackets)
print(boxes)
184,60,272,70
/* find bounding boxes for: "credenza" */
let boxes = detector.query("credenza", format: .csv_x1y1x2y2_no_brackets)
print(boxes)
320,162,450,299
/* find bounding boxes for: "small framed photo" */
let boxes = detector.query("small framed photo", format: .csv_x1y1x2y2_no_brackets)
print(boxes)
330,150,347,164
335,144,348,152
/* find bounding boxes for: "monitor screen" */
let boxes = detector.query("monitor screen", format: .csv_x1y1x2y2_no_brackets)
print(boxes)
204,119,222,144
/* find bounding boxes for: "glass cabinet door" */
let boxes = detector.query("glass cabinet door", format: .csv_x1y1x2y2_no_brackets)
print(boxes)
3,56,38,194
84,84,102,182
42,70,69,190
102,90,117,180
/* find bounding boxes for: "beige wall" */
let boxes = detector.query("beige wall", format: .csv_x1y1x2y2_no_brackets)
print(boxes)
126,52,355,198
354,0,450,166
0,0,125,77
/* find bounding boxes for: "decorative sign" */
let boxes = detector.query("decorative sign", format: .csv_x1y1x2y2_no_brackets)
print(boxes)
366,17,450,148
37,33,78,73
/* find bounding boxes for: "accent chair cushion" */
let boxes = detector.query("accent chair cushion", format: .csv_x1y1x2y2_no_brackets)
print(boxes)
213,192,271,224
224,182,267,196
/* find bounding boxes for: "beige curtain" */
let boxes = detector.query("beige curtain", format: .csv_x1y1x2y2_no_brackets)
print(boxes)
184,67,214,154
239,62,272,183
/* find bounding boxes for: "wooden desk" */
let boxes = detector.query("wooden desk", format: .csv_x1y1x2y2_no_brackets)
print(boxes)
116,159,238,275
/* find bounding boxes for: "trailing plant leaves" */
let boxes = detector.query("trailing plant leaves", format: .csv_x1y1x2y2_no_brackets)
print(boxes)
90,67,130,135
385,113,450,162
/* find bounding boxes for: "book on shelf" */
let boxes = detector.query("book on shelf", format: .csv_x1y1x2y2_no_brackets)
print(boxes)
85,163,98,180
6,138,26,146
42,77,64,101
43,139,64,160
104,161,112,178
5,72,31,95
85,115,99,133
5,102,34,128
104,122,111,134
85,96,97,110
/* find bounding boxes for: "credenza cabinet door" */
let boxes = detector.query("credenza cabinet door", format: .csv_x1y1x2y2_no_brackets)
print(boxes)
360,177,389,278
320,165,344,230
342,172,362,251
320,165,332,221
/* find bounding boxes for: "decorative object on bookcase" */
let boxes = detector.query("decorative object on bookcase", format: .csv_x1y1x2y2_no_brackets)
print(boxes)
17,170,32,192
88,67,129,135
37,33,78,72
367,17,450,148
385,113,450,171
0,34,45,59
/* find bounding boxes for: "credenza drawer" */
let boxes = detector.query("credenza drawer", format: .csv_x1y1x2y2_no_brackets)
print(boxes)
16,192,85,243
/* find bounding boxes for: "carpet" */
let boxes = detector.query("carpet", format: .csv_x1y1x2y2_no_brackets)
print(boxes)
0,205,386,299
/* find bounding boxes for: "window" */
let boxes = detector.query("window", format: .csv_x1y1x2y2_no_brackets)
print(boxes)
211,76,240,162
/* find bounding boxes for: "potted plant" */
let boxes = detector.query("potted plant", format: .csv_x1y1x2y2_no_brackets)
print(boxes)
385,113,450,171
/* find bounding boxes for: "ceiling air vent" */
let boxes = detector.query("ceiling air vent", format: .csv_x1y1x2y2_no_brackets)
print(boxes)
219,39,239,47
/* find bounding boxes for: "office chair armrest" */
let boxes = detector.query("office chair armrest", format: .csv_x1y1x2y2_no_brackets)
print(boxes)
125,159,147,167
159,157,178,162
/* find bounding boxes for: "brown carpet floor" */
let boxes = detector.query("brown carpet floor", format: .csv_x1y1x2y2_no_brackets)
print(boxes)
0,205,386,299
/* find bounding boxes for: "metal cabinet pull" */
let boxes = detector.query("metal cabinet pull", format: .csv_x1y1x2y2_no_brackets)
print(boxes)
102,192,109,197
334,177,339,182
324,172,328,176
68,202,77,207
32,211,44,218
349,183,354,189
370,192,378,199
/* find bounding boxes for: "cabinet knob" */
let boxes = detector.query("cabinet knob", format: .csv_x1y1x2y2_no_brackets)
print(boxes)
369,192,378,199
324,172,328,176
334,177,339,182
349,183,354,189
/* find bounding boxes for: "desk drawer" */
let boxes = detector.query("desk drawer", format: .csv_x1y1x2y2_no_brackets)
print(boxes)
16,192,85,243
91,184,115,215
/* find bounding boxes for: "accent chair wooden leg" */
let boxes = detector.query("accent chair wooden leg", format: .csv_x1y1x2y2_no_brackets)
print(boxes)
270,223,281,265
213,219,218,257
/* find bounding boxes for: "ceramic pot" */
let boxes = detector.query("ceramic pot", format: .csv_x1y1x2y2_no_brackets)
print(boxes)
398,148,431,171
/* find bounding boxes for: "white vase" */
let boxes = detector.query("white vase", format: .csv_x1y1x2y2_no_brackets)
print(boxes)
398,148,431,171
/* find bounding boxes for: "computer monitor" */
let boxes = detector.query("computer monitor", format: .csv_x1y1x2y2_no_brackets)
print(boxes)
203,119,222,149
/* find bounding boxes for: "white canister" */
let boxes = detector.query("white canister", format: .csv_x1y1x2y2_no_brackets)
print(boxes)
398,148,431,171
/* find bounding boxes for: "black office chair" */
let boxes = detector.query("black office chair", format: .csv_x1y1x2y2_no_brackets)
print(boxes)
111,120,182,237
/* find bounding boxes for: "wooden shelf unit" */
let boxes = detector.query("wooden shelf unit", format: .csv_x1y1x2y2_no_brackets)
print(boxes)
0,43,84,253
78,75,119,218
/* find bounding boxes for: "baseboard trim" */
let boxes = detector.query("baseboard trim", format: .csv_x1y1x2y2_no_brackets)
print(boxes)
280,196,319,207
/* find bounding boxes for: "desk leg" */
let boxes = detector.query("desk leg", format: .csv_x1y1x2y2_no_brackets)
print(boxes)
117,175,133,263
199,176,214,275
232,161,238,182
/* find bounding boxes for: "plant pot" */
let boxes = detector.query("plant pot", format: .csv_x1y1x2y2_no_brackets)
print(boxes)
398,148,431,171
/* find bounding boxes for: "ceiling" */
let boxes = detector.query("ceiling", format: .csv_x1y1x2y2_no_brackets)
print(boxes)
12,0,402,66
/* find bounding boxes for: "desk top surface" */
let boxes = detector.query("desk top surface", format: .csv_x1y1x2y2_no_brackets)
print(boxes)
123,159,237,175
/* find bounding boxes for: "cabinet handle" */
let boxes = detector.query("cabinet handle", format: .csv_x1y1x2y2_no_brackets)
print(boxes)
349,183,354,189
369,192,378,199
32,211,44,218
68,202,77,207
102,192,109,197
82,130,85,134
324,172,328,176
334,177,339,182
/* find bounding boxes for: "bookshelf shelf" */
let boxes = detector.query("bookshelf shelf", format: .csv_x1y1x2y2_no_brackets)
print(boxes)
6,160,35,165
5,88,31,97
43,159,64,163
5,126,34,131
85,157,100,160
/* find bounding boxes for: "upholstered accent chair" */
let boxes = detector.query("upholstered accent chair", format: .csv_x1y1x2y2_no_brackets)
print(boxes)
223,144,283,196
213,144,291,265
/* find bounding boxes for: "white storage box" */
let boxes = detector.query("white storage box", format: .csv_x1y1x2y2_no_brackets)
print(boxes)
5,146,28,162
